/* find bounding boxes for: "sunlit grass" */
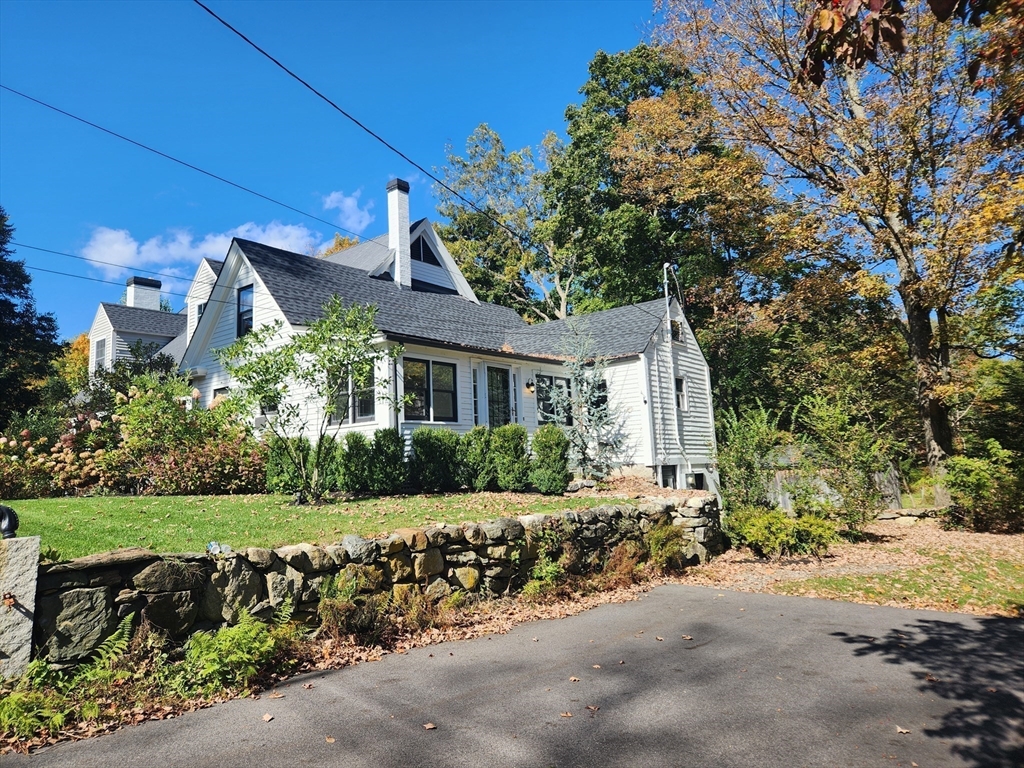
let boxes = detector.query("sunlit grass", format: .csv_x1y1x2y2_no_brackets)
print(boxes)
14,492,605,561
773,550,1024,617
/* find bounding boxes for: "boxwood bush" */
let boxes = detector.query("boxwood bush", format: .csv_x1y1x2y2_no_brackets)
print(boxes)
410,427,461,492
369,427,407,495
491,424,530,492
338,432,372,494
458,425,495,491
529,423,570,495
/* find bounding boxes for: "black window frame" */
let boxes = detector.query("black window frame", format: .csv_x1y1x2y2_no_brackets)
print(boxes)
236,285,254,337
536,374,573,426
329,370,376,426
403,357,457,423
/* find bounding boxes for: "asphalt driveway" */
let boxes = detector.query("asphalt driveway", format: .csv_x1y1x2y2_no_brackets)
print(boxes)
11,585,1023,768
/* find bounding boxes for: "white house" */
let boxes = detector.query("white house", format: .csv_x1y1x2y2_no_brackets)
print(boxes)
91,179,718,491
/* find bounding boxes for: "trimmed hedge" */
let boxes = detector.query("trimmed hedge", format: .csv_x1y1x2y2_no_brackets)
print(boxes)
410,427,460,492
339,432,372,494
458,425,496,491
529,423,570,495
370,427,407,495
491,424,530,492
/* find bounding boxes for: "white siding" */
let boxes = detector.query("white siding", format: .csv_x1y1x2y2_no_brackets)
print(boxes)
644,302,718,491
88,307,113,377
604,357,649,467
186,262,218,343
114,332,175,361
410,260,457,292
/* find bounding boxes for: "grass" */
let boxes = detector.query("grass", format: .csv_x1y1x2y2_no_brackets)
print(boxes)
14,492,605,561
773,549,1024,616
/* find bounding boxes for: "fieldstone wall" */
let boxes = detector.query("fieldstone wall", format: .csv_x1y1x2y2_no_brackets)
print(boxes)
32,494,721,665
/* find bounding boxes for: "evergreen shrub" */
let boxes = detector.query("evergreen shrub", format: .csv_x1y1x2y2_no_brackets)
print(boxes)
458,425,495,491
491,424,530,492
410,426,461,492
369,427,407,495
528,423,571,495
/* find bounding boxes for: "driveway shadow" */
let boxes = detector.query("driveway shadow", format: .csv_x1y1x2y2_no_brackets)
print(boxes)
833,617,1024,768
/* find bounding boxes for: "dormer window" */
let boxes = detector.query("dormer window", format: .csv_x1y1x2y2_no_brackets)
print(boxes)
410,236,441,266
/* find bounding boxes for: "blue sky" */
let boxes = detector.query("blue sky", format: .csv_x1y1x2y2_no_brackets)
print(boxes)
0,0,656,340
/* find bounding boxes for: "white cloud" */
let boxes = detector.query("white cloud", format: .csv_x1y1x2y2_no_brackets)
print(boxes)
82,222,323,282
322,189,375,234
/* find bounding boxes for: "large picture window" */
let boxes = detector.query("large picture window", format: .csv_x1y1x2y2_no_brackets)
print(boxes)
536,374,572,425
404,358,457,422
330,371,376,425
237,285,253,337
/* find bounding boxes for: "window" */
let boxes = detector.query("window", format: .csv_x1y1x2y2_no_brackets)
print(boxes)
410,236,441,266
404,358,456,422
196,301,207,321
671,320,686,343
472,368,479,425
237,285,253,337
212,387,230,407
94,338,106,371
536,374,572,425
330,371,376,425
675,376,688,411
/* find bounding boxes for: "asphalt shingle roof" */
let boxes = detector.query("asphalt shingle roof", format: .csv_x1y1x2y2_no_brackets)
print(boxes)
203,258,224,277
322,219,428,272
236,239,665,360
505,300,666,359
100,303,186,339
237,239,528,354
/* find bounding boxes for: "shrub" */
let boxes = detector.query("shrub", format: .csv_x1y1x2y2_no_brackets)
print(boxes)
142,436,267,495
458,425,495,491
715,405,787,512
339,432,372,494
943,440,1022,532
726,507,839,559
529,424,570,495
409,427,461,492
0,690,67,738
369,427,406,495
491,424,530,492
265,435,305,493
0,430,52,500
646,523,693,572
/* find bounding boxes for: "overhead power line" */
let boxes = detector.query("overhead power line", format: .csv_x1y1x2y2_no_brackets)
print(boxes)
0,83,381,247
13,241,212,284
191,0,545,256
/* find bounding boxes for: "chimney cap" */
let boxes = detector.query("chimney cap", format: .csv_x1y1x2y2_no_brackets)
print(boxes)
126,276,162,289
386,178,410,194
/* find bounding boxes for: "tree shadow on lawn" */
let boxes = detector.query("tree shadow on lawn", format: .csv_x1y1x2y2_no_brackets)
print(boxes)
833,614,1024,768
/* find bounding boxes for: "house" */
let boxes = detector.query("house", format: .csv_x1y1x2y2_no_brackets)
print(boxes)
90,179,718,491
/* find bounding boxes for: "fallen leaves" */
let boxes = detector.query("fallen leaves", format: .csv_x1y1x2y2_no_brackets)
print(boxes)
325,736,335,743
268,692,284,699
896,726,910,734
262,713,274,723
560,712,573,718
423,723,437,730
592,664,601,669
682,635,693,640
302,683,315,690
656,636,664,641
569,677,580,682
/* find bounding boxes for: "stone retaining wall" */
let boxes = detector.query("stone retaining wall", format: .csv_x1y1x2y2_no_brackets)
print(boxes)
34,495,721,665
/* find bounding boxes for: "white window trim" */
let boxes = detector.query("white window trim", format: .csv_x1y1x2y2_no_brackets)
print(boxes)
675,375,689,413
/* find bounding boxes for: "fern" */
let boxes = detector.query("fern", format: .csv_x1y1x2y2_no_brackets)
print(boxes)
273,595,294,627
69,613,134,689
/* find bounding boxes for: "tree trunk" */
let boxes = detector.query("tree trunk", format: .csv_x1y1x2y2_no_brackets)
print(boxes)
902,292,954,469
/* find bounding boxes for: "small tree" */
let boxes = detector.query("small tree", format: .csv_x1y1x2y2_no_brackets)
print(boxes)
216,297,403,503
548,324,626,479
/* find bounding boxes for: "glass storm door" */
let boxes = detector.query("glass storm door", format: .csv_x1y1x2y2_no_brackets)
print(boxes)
486,367,511,427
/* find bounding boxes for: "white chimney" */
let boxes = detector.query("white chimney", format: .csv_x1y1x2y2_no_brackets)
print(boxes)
125,276,162,311
387,178,411,289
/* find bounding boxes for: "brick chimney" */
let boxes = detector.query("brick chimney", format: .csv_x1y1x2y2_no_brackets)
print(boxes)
387,178,411,289
125,276,162,311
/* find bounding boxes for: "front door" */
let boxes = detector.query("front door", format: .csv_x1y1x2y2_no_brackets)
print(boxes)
486,367,511,427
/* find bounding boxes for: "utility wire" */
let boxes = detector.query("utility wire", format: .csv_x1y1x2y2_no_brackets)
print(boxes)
0,83,382,248
191,0,545,256
13,241,212,285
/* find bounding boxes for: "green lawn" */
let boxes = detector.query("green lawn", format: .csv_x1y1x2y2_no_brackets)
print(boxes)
773,550,1024,617
14,492,606,561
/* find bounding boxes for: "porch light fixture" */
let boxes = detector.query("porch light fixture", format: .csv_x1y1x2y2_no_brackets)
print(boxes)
525,378,535,393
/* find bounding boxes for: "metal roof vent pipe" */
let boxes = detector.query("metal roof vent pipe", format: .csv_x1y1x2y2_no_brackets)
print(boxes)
387,178,412,289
